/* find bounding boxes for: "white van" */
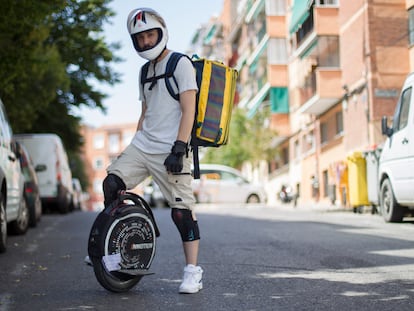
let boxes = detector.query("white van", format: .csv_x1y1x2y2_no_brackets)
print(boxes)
378,72,414,222
14,134,73,213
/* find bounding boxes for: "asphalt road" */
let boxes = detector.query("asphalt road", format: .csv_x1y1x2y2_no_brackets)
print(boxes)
1,203,414,311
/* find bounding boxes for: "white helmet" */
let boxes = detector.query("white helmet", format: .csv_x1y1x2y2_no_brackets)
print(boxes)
127,8,168,61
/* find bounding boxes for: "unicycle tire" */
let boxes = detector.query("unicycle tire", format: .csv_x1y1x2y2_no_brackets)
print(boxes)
91,257,142,293
87,192,159,293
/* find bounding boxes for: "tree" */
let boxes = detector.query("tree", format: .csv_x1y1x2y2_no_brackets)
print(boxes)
0,0,120,153
0,0,121,183
202,106,278,169
0,0,69,132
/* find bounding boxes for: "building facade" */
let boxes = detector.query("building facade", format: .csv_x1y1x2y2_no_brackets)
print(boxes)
80,123,138,211
188,0,412,206
81,0,414,209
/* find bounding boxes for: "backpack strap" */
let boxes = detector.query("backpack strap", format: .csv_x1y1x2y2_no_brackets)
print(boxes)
192,144,201,180
140,52,192,101
164,52,192,101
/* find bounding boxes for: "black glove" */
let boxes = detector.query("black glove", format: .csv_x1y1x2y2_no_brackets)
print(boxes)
164,140,187,173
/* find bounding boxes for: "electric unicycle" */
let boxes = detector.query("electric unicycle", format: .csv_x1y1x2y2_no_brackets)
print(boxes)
87,191,160,293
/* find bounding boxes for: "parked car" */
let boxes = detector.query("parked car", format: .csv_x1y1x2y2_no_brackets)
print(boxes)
72,178,83,210
0,99,29,253
14,141,42,227
378,72,414,222
192,164,267,204
14,134,73,214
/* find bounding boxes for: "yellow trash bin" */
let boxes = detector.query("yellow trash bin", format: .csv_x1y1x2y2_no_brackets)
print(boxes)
347,151,369,207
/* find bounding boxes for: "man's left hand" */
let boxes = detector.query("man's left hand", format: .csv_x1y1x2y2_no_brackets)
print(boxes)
164,140,187,173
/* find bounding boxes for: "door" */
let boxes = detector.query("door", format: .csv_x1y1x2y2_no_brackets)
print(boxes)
0,104,20,218
385,86,414,202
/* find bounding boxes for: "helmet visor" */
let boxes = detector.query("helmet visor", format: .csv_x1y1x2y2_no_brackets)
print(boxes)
132,28,163,52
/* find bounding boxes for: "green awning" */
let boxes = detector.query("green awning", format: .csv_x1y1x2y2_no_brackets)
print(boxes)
249,60,258,74
247,83,270,118
245,0,265,23
203,24,217,45
235,50,249,71
247,35,268,65
270,87,289,113
289,0,312,34
300,39,317,58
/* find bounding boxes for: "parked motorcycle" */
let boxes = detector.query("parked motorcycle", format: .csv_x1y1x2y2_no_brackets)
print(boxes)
279,185,295,204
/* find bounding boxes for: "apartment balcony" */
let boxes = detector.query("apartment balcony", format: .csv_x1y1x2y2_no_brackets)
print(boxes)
292,4,339,52
297,68,342,116
267,15,286,38
268,64,288,87
313,6,339,36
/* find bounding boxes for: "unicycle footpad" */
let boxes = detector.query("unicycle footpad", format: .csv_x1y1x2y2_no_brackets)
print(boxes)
87,192,159,292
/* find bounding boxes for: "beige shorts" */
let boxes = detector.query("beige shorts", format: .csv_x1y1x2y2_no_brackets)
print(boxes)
107,144,195,210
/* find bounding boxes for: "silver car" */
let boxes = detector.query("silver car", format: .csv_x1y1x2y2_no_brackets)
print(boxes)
192,164,267,204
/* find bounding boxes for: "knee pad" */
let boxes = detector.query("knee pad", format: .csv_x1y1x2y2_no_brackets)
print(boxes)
103,174,126,208
171,208,200,242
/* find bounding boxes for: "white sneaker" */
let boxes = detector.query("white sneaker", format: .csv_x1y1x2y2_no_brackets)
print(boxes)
84,255,92,266
179,264,203,294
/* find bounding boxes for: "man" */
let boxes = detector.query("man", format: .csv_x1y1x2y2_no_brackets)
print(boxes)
101,8,202,294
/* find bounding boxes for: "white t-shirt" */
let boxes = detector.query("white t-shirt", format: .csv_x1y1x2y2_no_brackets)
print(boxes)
132,51,198,154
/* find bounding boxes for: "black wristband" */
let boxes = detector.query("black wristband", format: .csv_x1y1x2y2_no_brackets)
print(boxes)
172,140,187,155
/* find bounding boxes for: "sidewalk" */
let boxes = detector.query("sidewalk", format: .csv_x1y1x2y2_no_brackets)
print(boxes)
268,201,376,214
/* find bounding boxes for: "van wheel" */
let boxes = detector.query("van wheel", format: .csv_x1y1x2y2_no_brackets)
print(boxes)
380,178,404,223
0,193,7,253
246,194,260,204
10,196,29,235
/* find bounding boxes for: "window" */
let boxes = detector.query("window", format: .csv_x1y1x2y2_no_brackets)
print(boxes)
221,171,244,183
410,8,414,45
123,131,134,147
268,38,288,64
93,179,103,194
266,0,286,15
316,0,338,5
393,87,411,132
93,134,104,149
320,122,328,144
336,111,343,135
93,157,104,170
108,133,120,154
317,36,340,67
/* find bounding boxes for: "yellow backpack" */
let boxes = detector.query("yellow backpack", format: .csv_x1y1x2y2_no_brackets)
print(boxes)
141,53,238,178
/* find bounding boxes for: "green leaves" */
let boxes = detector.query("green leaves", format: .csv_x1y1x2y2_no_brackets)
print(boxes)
202,106,278,169
0,0,120,150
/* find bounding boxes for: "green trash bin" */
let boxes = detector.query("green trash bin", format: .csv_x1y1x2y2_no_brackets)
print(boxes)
347,151,369,208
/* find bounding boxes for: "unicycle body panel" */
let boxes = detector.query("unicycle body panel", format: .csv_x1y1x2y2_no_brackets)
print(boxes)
87,192,159,293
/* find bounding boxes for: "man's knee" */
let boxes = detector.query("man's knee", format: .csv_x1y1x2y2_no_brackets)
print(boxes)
171,208,200,242
103,174,126,207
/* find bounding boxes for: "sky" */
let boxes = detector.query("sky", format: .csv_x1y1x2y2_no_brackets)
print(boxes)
77,0,224,127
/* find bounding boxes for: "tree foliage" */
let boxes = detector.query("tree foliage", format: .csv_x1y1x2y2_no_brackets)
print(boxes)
202,106,279,169
0,0,120,153
0,0,121,185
